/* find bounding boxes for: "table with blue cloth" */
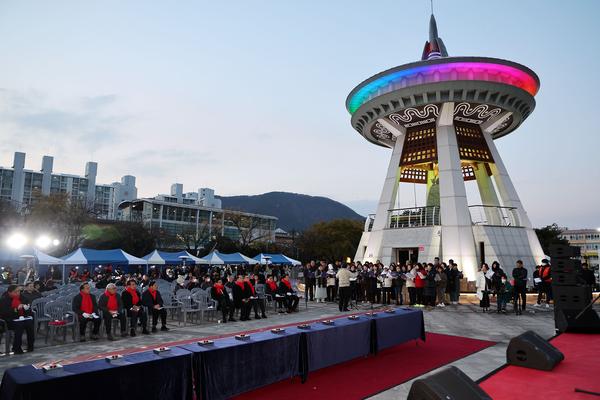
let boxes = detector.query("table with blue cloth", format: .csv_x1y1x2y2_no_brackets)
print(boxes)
0,346,193,400
179,329,301,400
287,316,372,379
370,308,426,353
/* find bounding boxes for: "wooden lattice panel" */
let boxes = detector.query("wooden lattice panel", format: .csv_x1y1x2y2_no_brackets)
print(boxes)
454,122,494,163
462,165,476,181
400,123,437,166
400,167,428,184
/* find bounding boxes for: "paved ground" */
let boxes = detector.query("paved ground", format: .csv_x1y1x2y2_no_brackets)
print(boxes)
1,294,595,399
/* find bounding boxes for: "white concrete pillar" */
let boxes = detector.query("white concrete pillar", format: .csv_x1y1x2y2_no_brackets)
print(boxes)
474,162,502,225
41,156,53,196
481,124,545,262
436,103,478,279
11,152,25,208
363,121,406,262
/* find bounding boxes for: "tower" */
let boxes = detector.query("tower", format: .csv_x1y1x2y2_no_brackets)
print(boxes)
347,14,544,280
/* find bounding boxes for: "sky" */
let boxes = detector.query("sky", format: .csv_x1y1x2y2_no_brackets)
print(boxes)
0,0,598,229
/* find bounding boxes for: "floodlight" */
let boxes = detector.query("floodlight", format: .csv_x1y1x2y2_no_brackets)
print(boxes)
6,233,28,250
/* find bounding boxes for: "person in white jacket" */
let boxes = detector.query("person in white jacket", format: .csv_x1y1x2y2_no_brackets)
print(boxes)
405,264,417,305
476,263,494,312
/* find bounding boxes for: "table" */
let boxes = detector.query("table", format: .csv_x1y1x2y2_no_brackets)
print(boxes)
180,329,301,400
0,346,193,400
370,308,426,352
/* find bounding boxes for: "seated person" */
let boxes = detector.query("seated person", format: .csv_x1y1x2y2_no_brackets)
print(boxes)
121,279,149,336
0,285,34,354
98,283,128,340
278,275,299,313
244,275,263,320
141,281,169,332
72,283,101,341
21,281,42,303
265,275,284,311
211,279,235,323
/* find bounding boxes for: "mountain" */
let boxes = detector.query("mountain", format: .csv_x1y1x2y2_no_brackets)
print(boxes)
218,192,364,232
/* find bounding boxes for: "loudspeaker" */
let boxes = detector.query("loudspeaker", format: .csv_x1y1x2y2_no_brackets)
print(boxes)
555,308,600,333
552,271,580,286
551,258,581,273
549,244,580,258
506,331,564,371
407,366,491,400
553,286,591,309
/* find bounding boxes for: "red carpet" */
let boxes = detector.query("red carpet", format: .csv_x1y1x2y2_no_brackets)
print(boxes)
234,333,496,400
480,333,600,399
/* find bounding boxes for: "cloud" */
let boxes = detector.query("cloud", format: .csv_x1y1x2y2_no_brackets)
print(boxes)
119,149,219,178
0,89,127,149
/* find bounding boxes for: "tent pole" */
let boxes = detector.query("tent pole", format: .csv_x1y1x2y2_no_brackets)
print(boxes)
62,264,66,285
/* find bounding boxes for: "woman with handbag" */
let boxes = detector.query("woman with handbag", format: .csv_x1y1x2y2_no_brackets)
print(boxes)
476,263,493,312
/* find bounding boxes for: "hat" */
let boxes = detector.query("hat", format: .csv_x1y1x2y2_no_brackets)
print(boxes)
541,259,549,265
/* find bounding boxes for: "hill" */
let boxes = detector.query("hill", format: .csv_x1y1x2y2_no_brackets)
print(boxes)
218,192,364,232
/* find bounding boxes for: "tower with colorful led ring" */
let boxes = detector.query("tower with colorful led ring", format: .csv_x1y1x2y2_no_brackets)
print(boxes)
347,14,544,280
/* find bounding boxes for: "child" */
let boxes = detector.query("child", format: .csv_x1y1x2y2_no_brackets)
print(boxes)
496,276,513,313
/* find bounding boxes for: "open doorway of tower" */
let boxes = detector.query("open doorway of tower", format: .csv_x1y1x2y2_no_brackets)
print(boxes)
395,247,419,265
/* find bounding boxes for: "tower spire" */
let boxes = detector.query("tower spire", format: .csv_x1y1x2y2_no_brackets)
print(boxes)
421,5,448,60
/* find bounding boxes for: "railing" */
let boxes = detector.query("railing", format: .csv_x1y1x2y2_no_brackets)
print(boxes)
388,206,440,229
468,205,521,227
365,214,375,232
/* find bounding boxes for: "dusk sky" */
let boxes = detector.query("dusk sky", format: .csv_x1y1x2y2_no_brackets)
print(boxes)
0,1,598,229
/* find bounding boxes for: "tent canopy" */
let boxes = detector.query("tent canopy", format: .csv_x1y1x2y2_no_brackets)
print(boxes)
61,248,147,265
143,250,208,265
0,247,63,266
254,253,301,266
203,251,258,265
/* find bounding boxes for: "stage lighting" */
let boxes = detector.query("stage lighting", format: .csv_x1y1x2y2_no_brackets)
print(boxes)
52,239,60,246
36,235,52,249
6,233,28,250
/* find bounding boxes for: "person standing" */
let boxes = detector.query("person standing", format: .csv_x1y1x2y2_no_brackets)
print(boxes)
326,265,337,302
72,283,100,341
447,263,462,305
212,278,235,322
406,264,417,305
496,275,512,313
476,264,492,312
435,265,447,307
315,265,327,303
381,266,393,305
512,260,528,315
423,264,437,308
539,259,553,307
336,264,353,312
414,264,426,307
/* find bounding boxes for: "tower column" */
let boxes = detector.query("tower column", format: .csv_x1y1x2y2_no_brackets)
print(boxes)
474,162,502,225
436,102,478,279
363,122,406,262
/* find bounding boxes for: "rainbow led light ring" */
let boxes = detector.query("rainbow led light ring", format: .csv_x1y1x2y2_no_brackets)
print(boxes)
347,60,539,114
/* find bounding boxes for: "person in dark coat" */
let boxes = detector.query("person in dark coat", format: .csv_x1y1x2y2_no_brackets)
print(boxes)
141,281,169,332
21,281,42,304
234,275,251,321
512,260,528,315
72,283,101,341
211,279,235,322
423,264,437,307
278,274,299,312
98,283,127,340
0,285,35,353
121,279,149,336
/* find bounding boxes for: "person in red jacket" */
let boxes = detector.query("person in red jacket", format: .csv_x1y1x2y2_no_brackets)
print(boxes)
414,263,426,306
539,259,553,307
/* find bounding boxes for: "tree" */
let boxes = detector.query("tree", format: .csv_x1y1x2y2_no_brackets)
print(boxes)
0,199,23,232
225,210,271,248
297,219,363,262
176,223,211,255
82,222,157,256
535,223,569,255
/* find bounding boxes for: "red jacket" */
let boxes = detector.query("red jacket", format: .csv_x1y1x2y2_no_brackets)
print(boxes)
415,268,426,288
540,265,552,283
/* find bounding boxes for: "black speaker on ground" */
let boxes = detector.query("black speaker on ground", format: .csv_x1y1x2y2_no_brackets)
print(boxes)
549,244,581,258
551,258,581,273
407,366,491,400
553,286,592,309
555,308,600,333
506,331,564,371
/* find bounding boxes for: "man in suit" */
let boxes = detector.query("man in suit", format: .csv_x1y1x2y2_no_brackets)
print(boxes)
141,281,169,332
211,279,235,323
72,283,101,341
0,285,34,354
278,274,299,313
121,279,149,336
234,275,251,321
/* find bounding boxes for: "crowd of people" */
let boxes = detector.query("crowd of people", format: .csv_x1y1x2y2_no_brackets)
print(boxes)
0,256,597,355
0,262,303,355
